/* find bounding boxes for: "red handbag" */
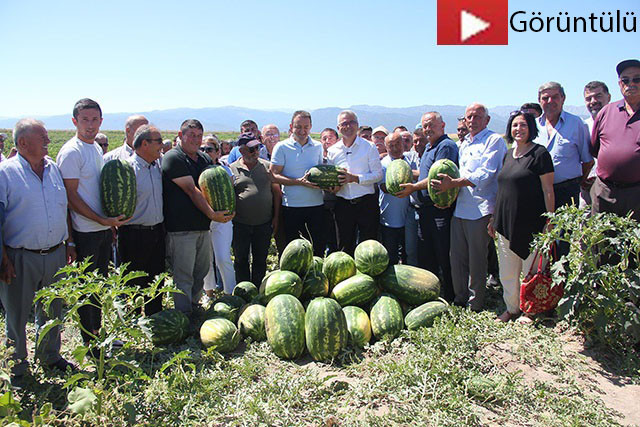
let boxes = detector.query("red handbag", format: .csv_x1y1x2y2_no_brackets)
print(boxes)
519,245,564,315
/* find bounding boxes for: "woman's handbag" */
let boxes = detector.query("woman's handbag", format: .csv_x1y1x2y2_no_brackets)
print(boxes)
519,245,564,315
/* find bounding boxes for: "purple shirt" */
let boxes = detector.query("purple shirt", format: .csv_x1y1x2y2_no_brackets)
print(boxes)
591,100,640,184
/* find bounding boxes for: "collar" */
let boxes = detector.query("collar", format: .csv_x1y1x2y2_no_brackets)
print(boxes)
428,134,449,149
132,153,155,168
467,127,490,143
290,136,312,148
76,136,96,145
17,153,50,170
539,110,567,126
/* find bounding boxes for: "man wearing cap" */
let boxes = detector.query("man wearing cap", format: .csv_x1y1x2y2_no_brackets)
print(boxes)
590,59,640,222
270,111,325,256
231,133,280,285
104,115,149,162
327,110,383,255
372,126,388,158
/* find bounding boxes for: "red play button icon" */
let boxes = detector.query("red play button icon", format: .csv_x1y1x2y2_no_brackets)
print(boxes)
437,0,509,45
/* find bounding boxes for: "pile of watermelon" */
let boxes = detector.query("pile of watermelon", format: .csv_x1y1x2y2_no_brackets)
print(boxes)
196,238,449,361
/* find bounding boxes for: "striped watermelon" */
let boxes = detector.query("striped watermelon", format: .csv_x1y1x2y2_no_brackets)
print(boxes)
323,251,357,291
198,165,236,213
369,294,404,341
264,294,306,359
145,309,189,345
404,299,449,330
330,273,377,307
354,240,389,277
385,158,412,196
200,318,241,352
378,264,440,305
342,306,372,347
233,281,259,303
427,159,460,208
280,238,313,279
305,298,349,361
259,270,302,303
306,164,345,189
205,295,245,322
100,159,137,218
237,303,266,341
301,267,329,300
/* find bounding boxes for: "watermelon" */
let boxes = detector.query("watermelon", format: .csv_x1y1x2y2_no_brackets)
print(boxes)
427,159,460,208
205,295,245,322
200,318,241,352
354,240,389,277
323,251,357,291
198,165,236,213
100,159,137,218
233,281,259,302
280,238,314,279
385,158,412,196
330,273,377,307
342,306,372,347
264,294,306,359
301,268,329,300
306,164,345,189
404,300,449,330
369,294,404,341
312,256,324,272
259,270,302,303
305,298,349,361
237,304,266,341
144,309,189,345
378,264,440,305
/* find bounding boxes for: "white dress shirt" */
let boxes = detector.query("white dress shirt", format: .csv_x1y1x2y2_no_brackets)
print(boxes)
327,136,383,200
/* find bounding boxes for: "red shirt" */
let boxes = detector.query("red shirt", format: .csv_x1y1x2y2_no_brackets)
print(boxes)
591,100,640,184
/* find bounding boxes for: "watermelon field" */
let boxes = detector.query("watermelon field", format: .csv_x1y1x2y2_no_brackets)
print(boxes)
0,130,639,426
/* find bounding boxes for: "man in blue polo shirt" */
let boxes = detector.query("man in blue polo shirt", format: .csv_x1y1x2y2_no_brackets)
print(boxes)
270,111,324,256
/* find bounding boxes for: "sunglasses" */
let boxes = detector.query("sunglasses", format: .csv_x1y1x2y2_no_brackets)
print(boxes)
200,146,218,153
620,76,640,85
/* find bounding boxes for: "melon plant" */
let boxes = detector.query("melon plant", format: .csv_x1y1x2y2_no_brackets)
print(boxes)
237,303,266,341
427,158,460,208
259,270,302,303
354,240,389,277
198,165,236,213
378,264,440,305
323,251,357,291
342,306,372,347
100,159,137,218
280,238,313,279
144,309,189,345
305,298,349,361
264,294,306,359
306,164,345,189
385,158,412,196
200,318,241,352
369,294,404,341
330,273,377,307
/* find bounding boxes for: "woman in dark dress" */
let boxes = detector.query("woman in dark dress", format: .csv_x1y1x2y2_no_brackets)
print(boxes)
489,111,555,322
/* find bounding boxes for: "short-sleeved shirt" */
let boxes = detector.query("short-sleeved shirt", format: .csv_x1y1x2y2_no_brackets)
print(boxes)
591,100,640,184
230,157,273,226
379,154,417,228
271,136,323,207
494,144,554,259
127,154,163,226
56,136,109,232
0,154,68,249
534,110,592,183
104,142,134,162
161,144,213,232
418,135,459,206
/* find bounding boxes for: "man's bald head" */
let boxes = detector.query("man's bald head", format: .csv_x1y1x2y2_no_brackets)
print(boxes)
384,131,404,159
125,115,149,146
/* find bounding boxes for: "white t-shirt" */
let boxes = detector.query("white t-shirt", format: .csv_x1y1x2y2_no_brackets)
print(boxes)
56,136,109,232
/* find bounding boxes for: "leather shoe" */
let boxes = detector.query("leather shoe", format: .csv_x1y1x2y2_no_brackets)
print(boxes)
47,358,77,373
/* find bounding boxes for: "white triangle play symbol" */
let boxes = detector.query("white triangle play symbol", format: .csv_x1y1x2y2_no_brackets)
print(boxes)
461,10,491,42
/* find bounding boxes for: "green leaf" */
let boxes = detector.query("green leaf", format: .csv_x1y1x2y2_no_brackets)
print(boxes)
67,387,97,415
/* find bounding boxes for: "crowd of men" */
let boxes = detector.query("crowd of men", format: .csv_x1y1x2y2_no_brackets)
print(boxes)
0,58,639,388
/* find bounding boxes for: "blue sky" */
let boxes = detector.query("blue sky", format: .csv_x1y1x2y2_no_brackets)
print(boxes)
0,0,637,117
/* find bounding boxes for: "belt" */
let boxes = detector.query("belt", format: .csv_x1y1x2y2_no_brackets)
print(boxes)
16,242,64,255
554,177,581,188
601,178,640,189
121,223,163,231
339,194,372,205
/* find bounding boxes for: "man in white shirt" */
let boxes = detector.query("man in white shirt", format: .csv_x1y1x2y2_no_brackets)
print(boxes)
432,103,507,311
327,110,383,255
103,115,148,162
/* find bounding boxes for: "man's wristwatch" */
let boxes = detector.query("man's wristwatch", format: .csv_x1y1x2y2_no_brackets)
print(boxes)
66,241,76,248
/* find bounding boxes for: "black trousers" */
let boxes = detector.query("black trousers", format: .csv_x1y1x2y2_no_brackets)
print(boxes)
334,194,379,256
118,225,166,316
380,225,406,265
282,205,325,257
323,205,339,256
554,178,581,259
418,204,455,302
73,229,112,343
232,220,272,286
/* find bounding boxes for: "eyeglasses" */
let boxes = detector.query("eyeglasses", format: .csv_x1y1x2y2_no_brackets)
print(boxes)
620,76,640,85
338,120,358,128
509,110,530,117
264,133,280,138
99,143,109,147
200,146,218,153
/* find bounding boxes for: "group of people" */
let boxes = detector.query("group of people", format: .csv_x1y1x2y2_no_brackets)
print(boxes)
1,58,639,388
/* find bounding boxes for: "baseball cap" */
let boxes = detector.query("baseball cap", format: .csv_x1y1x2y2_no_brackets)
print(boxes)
616,59,640,76
237,132,260,148
372,126,389,136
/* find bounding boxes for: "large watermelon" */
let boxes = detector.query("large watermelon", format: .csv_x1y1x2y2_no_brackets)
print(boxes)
100,159,137,218
198,165,236,213
200,318,241,352
233,281,259,303
305,298,349,361
369,294,404,341
427,159,460,208
144,309,189,345
354,240,389,277
378,265,440,305
323,251,357,291
385,158,412,196
259,270,302,303
404,300,449,330
342,306,372,347
301,268,329,300
306,164,345,189
264,294,306,359
280,239,313,279
237,304,266,341
330,273,377,307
